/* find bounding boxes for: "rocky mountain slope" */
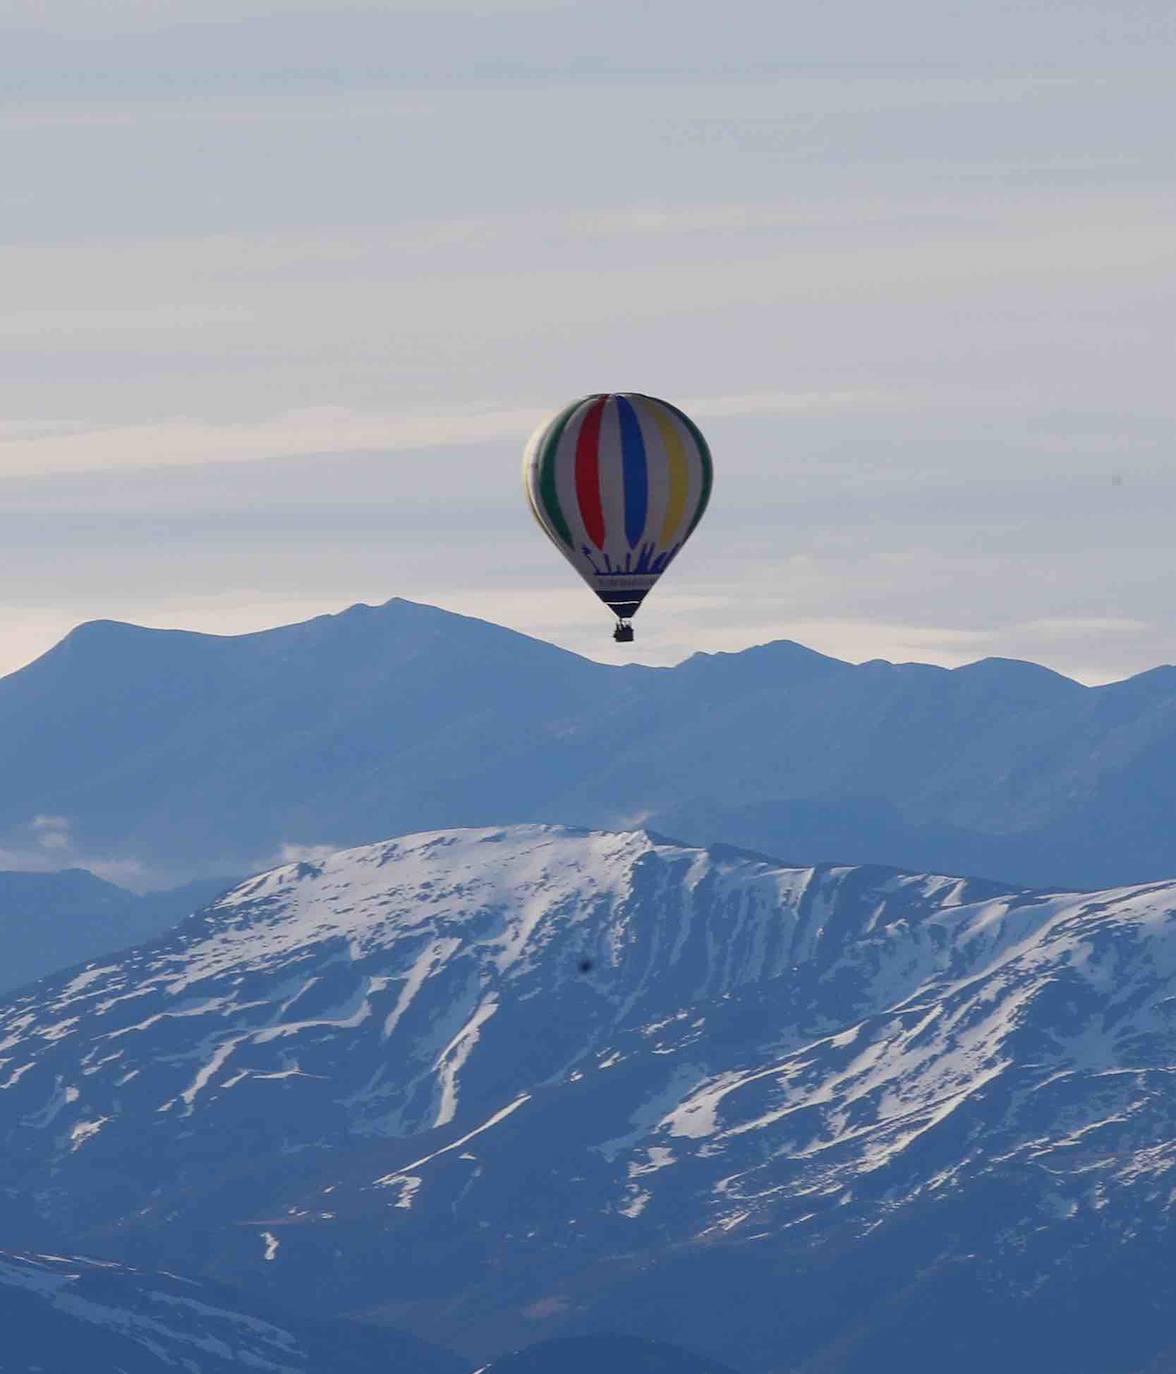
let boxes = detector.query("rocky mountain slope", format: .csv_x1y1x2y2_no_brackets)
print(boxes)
4,598,1176,889
1,825,1174,1372
0,1249,461,1374
0,869,236,995
478,1335,740,1372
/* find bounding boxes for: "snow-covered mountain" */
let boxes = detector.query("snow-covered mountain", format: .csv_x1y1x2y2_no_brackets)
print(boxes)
0,1249,461,1374
5,597,1176,889
0,869,236,995
1,824,1174,1372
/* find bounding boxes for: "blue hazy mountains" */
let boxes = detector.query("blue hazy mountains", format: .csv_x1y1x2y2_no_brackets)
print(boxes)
2,597,1176,891
2,826,1175,1374
0,869,235,995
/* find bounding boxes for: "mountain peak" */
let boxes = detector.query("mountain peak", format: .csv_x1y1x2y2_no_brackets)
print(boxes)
950,654,1084,694
6,598,1176,890
22,596,584,678
684,637,846,672
2,824,1175,1372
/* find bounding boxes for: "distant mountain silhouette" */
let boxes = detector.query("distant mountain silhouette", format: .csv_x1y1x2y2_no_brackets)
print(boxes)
0,869,236,995
3,597,1176,889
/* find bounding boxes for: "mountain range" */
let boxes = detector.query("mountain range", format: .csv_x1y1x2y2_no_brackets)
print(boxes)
2,824,1174,1373
2,598,1175,892
0,868,236,996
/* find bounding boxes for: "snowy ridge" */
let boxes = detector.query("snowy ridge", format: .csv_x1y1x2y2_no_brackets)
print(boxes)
0,1250,324,1373
0,1249,461,1373
1,825,1175,1369
0,826,1023,1158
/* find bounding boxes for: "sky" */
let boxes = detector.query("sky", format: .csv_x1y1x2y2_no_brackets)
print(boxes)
2,0,1174,683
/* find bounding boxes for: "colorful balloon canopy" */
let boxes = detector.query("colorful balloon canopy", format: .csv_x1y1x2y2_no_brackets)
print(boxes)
523,393,713,636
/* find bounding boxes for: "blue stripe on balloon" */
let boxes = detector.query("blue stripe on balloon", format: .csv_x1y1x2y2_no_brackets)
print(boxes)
616,395,648,549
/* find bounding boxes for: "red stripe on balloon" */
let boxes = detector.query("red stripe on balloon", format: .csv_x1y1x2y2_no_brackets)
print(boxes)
575,395,607,549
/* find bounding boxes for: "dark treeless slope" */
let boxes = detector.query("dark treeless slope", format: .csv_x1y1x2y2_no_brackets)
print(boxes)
4,598,1176,888
0,1249,462,1374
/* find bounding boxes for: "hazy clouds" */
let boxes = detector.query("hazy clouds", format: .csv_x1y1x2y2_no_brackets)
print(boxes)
1,1,1173,681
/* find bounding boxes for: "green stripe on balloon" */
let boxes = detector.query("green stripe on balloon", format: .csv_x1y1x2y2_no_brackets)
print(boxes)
537,396,588,549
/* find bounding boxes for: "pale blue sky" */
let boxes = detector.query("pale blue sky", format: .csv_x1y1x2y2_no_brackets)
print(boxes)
2,1,1174,680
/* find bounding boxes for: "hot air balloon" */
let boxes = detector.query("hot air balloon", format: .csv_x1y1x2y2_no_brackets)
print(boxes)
523,393,713,642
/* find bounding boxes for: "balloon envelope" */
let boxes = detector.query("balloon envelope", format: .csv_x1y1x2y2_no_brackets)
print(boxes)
523,393,713,625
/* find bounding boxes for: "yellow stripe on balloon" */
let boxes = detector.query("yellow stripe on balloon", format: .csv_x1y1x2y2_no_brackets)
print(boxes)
651,402,690,547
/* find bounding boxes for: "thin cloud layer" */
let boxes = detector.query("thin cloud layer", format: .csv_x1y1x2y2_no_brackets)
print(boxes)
1,3,1172,688
0,391,886,478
